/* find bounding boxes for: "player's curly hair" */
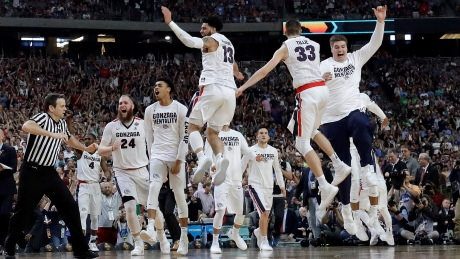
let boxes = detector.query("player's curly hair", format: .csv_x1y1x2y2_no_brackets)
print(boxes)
155,77,175,94
202,16,223,32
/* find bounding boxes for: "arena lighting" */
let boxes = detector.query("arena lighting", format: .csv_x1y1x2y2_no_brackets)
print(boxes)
440,34,460,39
390,35,396,41
71,36,84,42
57,42,69,48
97,36,116,43
20,37,44,41
98,34,107,37
404,34,411,41
283,19,395,35
165,35,171,41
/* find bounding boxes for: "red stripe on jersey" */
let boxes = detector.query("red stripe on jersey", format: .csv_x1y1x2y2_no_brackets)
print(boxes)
295,81,325,94
297,98,302,137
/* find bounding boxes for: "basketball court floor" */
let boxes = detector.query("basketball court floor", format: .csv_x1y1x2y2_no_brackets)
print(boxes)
8,245,460,259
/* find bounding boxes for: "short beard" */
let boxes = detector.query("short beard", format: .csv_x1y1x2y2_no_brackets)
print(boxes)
118,109,134,124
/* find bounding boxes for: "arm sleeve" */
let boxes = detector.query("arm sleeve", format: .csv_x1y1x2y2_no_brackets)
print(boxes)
175,105,188,162
240,133,256,160
241,154,250,173
353,21,385,66
100,123,113,147
360,93,386,120
169,21,204,49
144,106,154,158
273,150,285,189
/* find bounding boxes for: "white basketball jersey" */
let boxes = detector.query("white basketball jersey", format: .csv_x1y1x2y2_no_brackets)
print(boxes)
283,36,323,88
199,33,236,89
205,129,253,184
100,117,149,170
144,100,188,162
77,151,102,182
247,144,284,189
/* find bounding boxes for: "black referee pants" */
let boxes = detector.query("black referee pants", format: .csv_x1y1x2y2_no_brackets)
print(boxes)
158,187,181,242
270,196,286,240
4,162,88,256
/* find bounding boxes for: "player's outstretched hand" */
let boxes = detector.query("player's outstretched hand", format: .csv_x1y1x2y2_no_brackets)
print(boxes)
112,139,122,152
322,72,333,82
373,5,387,23
235,88,244,98
85,143,98,154
235,71,245,81
381,117,389,129
161,6,172,24
171,160,182,175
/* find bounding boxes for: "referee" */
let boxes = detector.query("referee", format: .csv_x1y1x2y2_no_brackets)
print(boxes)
3,93,98,259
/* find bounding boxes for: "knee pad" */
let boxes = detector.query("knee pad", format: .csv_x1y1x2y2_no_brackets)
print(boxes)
368,186,378,197
122,195,135,204
234,214,245,226
213,209,225,230
295,137,313,156
350,184,360,204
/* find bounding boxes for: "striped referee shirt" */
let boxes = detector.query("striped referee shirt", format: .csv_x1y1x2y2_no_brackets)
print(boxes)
24,113,71,167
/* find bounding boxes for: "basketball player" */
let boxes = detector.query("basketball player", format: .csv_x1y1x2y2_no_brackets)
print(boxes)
205,125,256,254
236,20,352,232
75,133,110,252
98,95,149,256
320,5,387,231
141,78,189,255
161,6,244,186
349,93,393,245
242,127,285,251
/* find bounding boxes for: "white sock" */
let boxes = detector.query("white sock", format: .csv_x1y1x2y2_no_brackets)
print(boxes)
261,235,268,241
379,207,393,232
358,210,371,227
189,131,204,156
181,227,188,236
329,152,341,164
148,218,155,228
317,175,328,187
213,234,219,243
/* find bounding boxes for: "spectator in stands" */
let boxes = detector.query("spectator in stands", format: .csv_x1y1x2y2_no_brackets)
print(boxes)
415,153,440,187
437,198,455,241
401,145,420,178
98,182,122,247
320,199,345,246
186,185,202,222
194,182,214,219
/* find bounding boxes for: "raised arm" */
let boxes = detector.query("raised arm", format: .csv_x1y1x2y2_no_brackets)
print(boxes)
236,45,288,97
161,6,204,49
354,5,387,66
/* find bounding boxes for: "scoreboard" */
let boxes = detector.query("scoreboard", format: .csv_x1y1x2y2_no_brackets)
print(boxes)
283,19,395,35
